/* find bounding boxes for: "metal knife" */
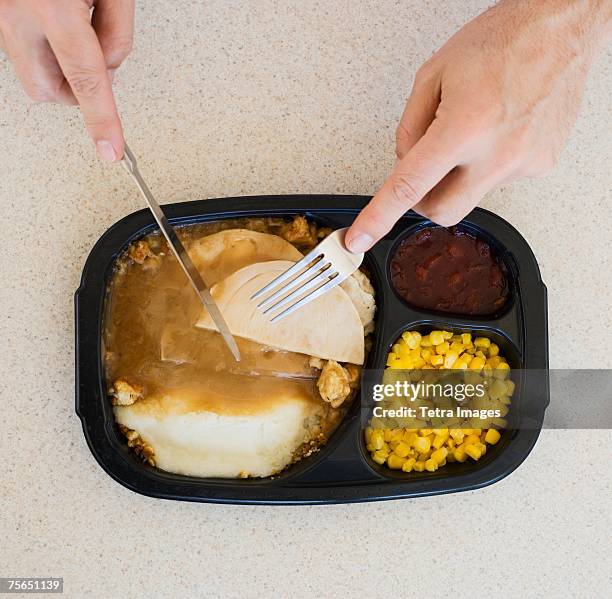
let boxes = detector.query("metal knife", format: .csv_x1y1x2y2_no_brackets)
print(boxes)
120,143,241,362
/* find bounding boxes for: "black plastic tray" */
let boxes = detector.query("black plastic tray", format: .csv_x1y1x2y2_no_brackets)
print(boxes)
75,195,549,504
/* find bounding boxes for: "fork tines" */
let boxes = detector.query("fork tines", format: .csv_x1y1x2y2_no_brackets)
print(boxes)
250,227,364,322
251,252,339,322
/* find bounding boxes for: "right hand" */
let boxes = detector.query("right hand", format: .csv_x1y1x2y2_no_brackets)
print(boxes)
345,0,611,253
0,0,135,161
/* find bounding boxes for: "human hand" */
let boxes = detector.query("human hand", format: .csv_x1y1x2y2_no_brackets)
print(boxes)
346,0,611,253
0,0,135,161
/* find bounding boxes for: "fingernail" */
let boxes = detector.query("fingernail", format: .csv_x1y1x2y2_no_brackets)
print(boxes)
346,232,373,253
96,140,117,162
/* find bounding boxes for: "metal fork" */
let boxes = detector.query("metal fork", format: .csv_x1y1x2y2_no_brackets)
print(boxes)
250,228,364,322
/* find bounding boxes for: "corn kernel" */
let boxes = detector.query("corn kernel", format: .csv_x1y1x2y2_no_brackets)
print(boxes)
464,433,481,446
433,430,450,449
450,341,464,354
394,442,411,458
391,429,404,443
413,461,426,472
372,450,388,464
431,447,448,464
429,331,444,346
441,331,453,340
450,429,465,443
392,343,407,356
413,357,426,369
387,454,405,469
489,379,507,400
464,444,483,460
425,458,438,472
493,362,511,379
488,343,500,357
402,457,417,472
505,379,516,396
435,341,450,355
468,356,485,370
485,429,501,445
413,436,431,454
474,337,491,348
425,458,439,472
370,430,384,450
487,356,502,368
420,335,433,347
453,446,468,462
386,353,399,367
461,333,472,345
408,331,422,348
444,351,459,368
430,354,444,367
404,432,419,447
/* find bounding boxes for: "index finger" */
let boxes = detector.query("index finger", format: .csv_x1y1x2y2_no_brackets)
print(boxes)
346,121,460,253
44,3,123,161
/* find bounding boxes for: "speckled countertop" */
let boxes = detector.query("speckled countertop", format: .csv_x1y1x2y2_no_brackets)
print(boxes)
1,1,610,597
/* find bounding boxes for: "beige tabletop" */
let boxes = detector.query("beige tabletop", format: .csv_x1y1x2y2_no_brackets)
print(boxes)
1,1,610,597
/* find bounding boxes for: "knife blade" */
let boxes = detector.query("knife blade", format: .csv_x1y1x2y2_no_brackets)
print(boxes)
120,143,241,362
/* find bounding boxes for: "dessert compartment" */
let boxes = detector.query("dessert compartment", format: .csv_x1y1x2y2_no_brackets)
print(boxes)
76,195,548,504
386,220,517,321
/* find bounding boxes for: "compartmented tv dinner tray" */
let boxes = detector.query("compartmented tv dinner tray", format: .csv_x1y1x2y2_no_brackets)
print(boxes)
75,195,549,504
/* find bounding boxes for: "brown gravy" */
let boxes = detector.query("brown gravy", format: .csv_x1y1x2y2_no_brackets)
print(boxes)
104,218,335,418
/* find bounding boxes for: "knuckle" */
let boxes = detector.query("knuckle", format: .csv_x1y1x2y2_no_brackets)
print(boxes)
422,205,461,227
433,211,462,227
390,172,423,208
66,67,104,97
104,35,133,67
416,197,465,227
508,124,532,153
455,116,492,149
24,82,56,103
414,60,435,85
395,125,412,159
395,123,408,145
